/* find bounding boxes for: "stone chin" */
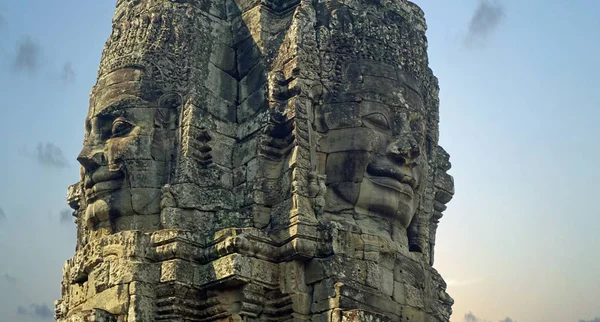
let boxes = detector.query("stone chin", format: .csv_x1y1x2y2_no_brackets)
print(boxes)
329,155,422,228
84,185,133,228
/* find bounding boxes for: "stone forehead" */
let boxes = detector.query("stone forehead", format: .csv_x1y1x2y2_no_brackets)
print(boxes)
317,104,429,145
87,69,177,126
331,60,438,136
321,101,424,123
338,61,424,98
342,62,421,90
97,67,145,87
90,68,156,117
97,58,165,89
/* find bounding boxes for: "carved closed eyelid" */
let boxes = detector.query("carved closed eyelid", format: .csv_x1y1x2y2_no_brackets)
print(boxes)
362,112,390,130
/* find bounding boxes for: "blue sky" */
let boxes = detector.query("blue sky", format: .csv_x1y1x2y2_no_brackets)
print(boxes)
0,1,598,321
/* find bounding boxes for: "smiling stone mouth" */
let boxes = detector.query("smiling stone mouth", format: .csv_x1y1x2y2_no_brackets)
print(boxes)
84,167,125,201
365,175,414,199
366,163,417,190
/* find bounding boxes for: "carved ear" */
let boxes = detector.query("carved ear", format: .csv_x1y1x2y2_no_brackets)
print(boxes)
308,83,325,102
158,92,183,109
407,209,424,253
311,83,332,133
155,93,182,129
67,182,84,211
426,145,454,265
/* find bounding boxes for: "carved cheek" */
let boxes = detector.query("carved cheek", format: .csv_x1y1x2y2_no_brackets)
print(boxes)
325,151,371,184
372,132,391,155
413,160,427,189
105,138,130,165
325,151,370,206
105,135,145,164
321,127,385,153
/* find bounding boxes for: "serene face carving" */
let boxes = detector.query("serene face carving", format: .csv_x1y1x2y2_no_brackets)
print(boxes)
321,62,429,228
77,67,176,230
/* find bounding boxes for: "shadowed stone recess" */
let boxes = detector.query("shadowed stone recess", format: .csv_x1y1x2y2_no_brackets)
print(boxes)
56,0,455,321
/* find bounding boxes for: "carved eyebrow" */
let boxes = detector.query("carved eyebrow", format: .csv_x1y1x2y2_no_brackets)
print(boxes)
359,100,393,117
404,86,425,104
94,96,147,117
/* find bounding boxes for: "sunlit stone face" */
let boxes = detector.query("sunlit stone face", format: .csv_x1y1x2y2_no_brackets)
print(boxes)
321,62,429,228
77,67,176,230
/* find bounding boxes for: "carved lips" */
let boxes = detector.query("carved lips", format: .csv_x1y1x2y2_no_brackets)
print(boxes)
365,160,417,199
84,166,125,202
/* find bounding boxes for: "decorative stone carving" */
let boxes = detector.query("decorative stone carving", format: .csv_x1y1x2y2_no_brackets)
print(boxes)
57,0,454,321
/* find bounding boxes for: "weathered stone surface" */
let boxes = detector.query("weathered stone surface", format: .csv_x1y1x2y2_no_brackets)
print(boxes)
57,0,454,321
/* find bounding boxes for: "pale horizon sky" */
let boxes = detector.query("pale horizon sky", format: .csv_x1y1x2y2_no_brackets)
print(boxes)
0,1,598,322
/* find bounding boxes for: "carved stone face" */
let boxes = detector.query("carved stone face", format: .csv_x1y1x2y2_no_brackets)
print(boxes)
321,62,429,228
77,67,176,230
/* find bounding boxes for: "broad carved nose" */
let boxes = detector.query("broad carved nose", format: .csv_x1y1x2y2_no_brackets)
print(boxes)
387,135,420,165
77,146,106,171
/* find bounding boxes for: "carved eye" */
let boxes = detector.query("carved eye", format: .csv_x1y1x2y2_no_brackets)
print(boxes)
111,118,134,138
362,113,390,130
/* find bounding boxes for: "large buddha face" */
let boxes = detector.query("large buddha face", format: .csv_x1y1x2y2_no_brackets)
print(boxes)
320,62,429,228
77,67,177,230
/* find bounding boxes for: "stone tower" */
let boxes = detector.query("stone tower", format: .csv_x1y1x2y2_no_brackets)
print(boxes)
56,0,454,321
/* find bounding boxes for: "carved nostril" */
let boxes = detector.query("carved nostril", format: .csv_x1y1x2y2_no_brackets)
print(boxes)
92,152,106,165
77,148,105,171
410,146,421,160
388,137,421,164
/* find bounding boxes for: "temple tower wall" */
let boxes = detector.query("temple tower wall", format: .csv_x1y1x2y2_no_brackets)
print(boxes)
56,1,454,321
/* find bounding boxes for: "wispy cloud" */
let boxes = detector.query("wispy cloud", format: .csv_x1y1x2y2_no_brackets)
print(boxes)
13,36,42,74
0,207,5,223
60,209,73,224
16,303,54,319
464,312,518,322
60,61,76,84
464,312,490,322
464,0,505,48
580,318,600,322
16,305,28,315
2,273,16,285
22,142,69,169
31,303,54,319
